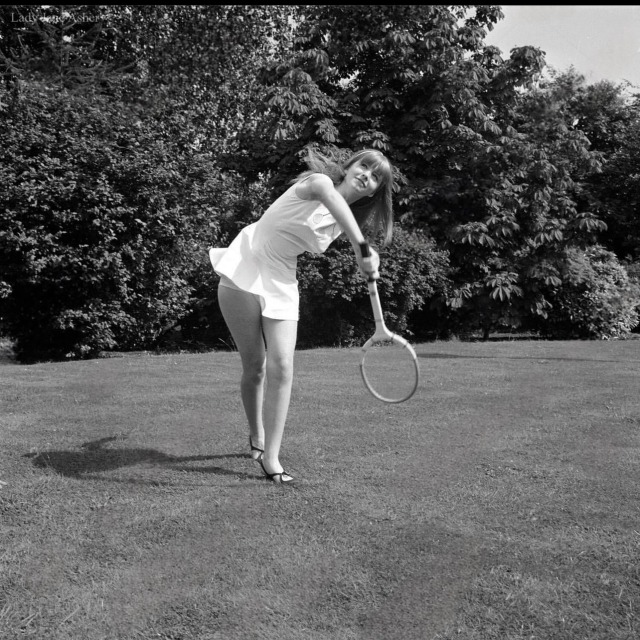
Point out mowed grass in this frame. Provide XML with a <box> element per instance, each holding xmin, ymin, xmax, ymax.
<box><xmin>1</xmin><ymin>340</ymin><xmax>639</xmax><ymax>640</ymax></box>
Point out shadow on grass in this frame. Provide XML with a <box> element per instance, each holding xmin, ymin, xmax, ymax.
<box><xmin>24</xmin><ymin>435</ymin><xmax>261</xmax><ymax>481</ymax></box>
<box><xmin>419</xmin><ymin>352</ymin><xmax>640</xmax><ymax>363</ymax></box>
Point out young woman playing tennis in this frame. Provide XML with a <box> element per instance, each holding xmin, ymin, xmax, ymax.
<box><xmin>209</xmin><ymin>148</ymin><xmax>395</xmax><ymax>484</ymax></box>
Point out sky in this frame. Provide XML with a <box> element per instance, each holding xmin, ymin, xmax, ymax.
<box><xmin>483</xmin><ymin>5</ymin><xmax>640</xmax><ymax>87</ymax></box>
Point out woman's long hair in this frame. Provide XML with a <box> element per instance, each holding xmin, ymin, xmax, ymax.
<box><xmin>295</xmin><ymin>147</ymin><xmax>395</xmax><ymax>245</ymax></box>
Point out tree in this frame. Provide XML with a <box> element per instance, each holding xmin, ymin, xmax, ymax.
<box><xmin>528</xmin><ymin>71</ymin><xmax>640</xmax><ymax>335</ymax></box>
<box><xmin>571</xmin><ymin>79</ymin><xmax>640</xmax><ymax>262</ymax></box>
<box><xmin>0</xmin><ymin>5</ymin><xmax>139</xmax><ymax>92</ymax></box>
<box><xmin>0</xmin><ymin>5</ymin><xmax>296</xmax><ymax>360</ymax></box>
<box><xmin>0</xmin><ymin>82</ymin><xmax>229</xmax><ymax>361</ymax></box>
<box><xmin>229</xmin><ymin>5</ymin><xmax>545</xmax><ymax>336</ymax></box>
<box><xmin>118</xmin><ymin>5</ymin><xmax>295</xmax><ymax>155</ymax></box>
<box><xmin>438</xmin><ymin>68</ymin><xmax>607</xmax><ymax>337</ymax></box>
<box><xmin>236</xmin><ymin>6</ymin><xmax>514</xmax><ymax>185</ymax></box>
<box><xmin>1</xmin><ymin>5</ymin><xmax>295</xmax><ymax>147</ymax></box>
<box><xmin>4</xmin><ymin>5</ymin><xmax>637</xmax><ymax>358</ymax></box>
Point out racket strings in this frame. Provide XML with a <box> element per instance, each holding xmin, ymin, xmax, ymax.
<box><xmin>361</xmin><ymin>338</ymin><xmax>419</xmax><ymax>403</ymax></box>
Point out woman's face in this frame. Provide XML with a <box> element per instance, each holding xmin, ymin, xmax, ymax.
<box><xmin>343</xmin><ymin>158</ymin><xmax>383</xmax><ymax>199</ymax></box>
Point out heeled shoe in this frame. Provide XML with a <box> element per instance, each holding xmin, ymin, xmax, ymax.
<box><xmin>249</xmin><ymin>436</ymin><xmax>264</xmax><ymax>460</ymax></box>
<box><xmin>258</xmin><ymin>455</ymin><xmax>294</xmax><ymax>484</ymax></box>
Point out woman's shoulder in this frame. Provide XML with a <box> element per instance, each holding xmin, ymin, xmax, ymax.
<box><xmin>294</xmin><ymin>173</ymin><xmax>335</xmax><ymax>201</ymax></box>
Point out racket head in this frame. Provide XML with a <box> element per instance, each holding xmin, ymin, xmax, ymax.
<box><xmin>359</xmin><ymin>334</ymin><xmax>419</xmax><ymax>403</ymax></box>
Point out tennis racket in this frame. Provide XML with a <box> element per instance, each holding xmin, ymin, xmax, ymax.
<box><xmin>359</xmin><ymin>243</ymin><xmax>420</xmax><ymax>403</ymax></box>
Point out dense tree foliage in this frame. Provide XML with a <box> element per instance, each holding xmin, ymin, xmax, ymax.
<box><xmin>1</xmin><ymin>5</ymin><xmax>638</xmax><ymax>361</ymax></box>
<box><xmin>239</xmin><ymin>5</ymin><xmax>638</xmax><ymax>339</ymax></box>
<box><xmin>0</xmin><ymin>5</ymin><xmax>291</xmax><ymax>359</ymax></box>
<box><xmin>0</xmin><ymin>83</ymin><xmax>228</xmax><ymax>360</ymax></box>
<box><xmin>569</xmin><ymin>77</ymin><xmax>640</xmax><ymax>263</ymax></box>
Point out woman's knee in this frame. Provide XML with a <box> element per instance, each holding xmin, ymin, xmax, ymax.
<box><xmin>266</xmin><ymin>355</ymin><xmax>294</xmax><ymax>386</ymax></box>
<box><xmin>241</xmin><ymin>355</ymin><xmax>266</xmax><ymax>385</ymax></box>
<box><xmin>257</xmin><ymin>317</ymin><xmax>297</xmax><ymax>387</ymax></box>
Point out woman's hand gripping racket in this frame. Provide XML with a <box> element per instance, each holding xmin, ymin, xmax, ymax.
<box><xmin>359</xmin><ymin>243</ymin><xmax>420</xmax><ymax>403</ymax></box>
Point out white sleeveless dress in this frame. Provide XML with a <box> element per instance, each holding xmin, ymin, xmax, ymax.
<box><xmin>209</xmin><ymin>180</ymin><xmax>343</xmax><ymax>320</ymax></box>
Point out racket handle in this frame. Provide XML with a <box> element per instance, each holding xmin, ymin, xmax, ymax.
<box><xmin>359</xmin><ymin>242</ymin><xmax>379</xmax><ymax>282</ymax></box>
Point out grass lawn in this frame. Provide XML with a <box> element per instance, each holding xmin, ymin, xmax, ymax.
<box><xmin>1</xmin><ymin>340</ymin><xmax>639</xmax><ymax>639</ymax></box>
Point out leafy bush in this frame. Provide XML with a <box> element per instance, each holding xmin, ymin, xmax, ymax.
<box><xmin>546</xmin><ymin>246</ymin><xmax>640</xmax><ymax>339</ymax></box>
<box><xmin>0</xmin><ymin>82</ymin><xmax>226</xmax><ymax>361</ymax></box>
<box><xmin>296</xmin><ymin>228</ymin><xmax>450</xmax><ymax>347</ymax></box>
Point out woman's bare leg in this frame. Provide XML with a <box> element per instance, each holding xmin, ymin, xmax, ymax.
<box><xmin>217</xmin><ymin>284</ymin><xmax>266</xmax><ymax>452</ymax></box>
<box><xmin>217</xmin><ymin>284</ymin><xmax>298</xmax><ymax>476</ymax></box>
<box><xmin>260</xmin><ymin>317</ymin><xmax>298</xmax><ymax>475</ymax></box>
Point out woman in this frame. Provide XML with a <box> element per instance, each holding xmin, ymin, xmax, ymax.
<box><xmin>209</xmin><ymin>148</ymin><xmax>395</xmax><ymax>483</ymax></box>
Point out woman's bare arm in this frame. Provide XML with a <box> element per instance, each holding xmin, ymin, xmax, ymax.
<box><xmin>296</xmin><ymin>174</ymin><xmax>379</xmax><ymax>275</ymax></box>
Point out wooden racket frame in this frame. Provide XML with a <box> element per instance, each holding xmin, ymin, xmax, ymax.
<box><xmin>359</xmin><ymin>243</ymin><xmax>420</xmax><ymax>403</ymax></box>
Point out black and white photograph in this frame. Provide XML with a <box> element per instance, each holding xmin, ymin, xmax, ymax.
<box><xmin>1</xmin><ymin>5</ymin><xmax>638</xmax><ymax>639</ymax></box>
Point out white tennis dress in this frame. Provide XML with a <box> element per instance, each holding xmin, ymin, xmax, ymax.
<box><xmin>209</xmin><ymin>179</ymin><xmax>343</xmax><ymax>320</ymax></box>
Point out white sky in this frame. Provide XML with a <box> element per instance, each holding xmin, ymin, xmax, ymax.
<box><xmin>484</xmin><ymin>5</ymin><xmax>640</xmax><ymax>86</ymax></box>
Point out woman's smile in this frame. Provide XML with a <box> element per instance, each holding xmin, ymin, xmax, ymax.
<box><xmin>341</xmin><ymin>161</ymin><xmax>380</xmax><ymax>200</ymax></box>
